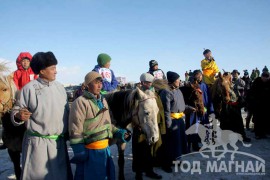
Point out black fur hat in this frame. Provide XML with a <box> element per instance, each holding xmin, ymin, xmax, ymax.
<box><xmin>167</xmin><ymin>71</ymin><xmax>180</xmax><ymax>83</ymax></box>
<box><xmin>30</xmin><ymin>52</ymin><xmax>58</xmax><ymax>74</ymax></box>
<box><xmin>193</xmin><ymin>69</ymin><xmax>202</xmax><ymax>76</ymax></box>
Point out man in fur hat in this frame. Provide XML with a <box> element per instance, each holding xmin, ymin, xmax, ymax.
<box><xmin>11</xmin><ymin>51</ymin><xmax>72</xmax><ymax>180</ymax></box>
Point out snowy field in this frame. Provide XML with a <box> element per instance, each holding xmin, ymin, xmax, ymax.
<box><xmin>1</xmin><ymin>112</ymin><xmax>269</xmax><ymax>180</ymax></box>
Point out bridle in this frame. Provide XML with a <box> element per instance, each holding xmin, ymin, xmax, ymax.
<box><xmin>131</xmin><ymin>96</ymin><xmax>156</xmax><ymax>127</ymax></box>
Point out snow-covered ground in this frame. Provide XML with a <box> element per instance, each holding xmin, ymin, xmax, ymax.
<box><xmin>1</xmin><ymin>112</ymin><xmax>269</xmax><ymax>180</ymax></box>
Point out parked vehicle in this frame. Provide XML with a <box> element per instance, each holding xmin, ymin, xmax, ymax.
<box><xmin>65</xmin><ymin>85</ymin><xmax>80</xmax><ymax>101</ymax></box>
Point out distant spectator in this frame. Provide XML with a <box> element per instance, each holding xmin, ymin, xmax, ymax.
<box><xmin>250</xmin><ymin>69</ymin><xmax>257</xmax><ymax>81</ymax></box>
<box><xmin>249</xmin><ymin>71</ymin><xmax>270</xmax><ymax>139</ymax></box>
<box><xmin>74</xmin><ymin>83</ymin><xmax>86</xmax><ymax>99</ymax></box>
<box><xmin>242</xmin><ymin>70</ymin><xmax>253</xmax><ymax>130</ymax></box>
<box><xmin>148</xmin><ymin>60</ymin><xmax>166</xmax><ymax>80</ymax></box>
<box><xmin>262</xmin><ymin>65</ymin><xmax>269</xmax><ymax>73</ymax></box>
<box><xmin>185</xmin><ymin>71</ymin><xmax>189</xmax><ymax>82</ymax></box>
<box><xmin>255</xmin><ymin>67</ymin><xmax>260</xmax><ymax>78</ymax></box>
<box><xmin>188</xmin><ymin>70</ymin><xmax>193</xmax><ymax>77</ymax></box>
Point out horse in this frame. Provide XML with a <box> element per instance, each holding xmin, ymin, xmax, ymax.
<box><xmin>211</xmin><ymin>72</ymin><xmax>232</xmax><ymax>118</ymax></box>
<box><xmin>181</xmin><ymin>82</ymin><xmax>205</xmax><ymax>117</ymax></box>
<box><xmin>0</xmin><ymin>62</ymin><xmax>25</xmax><ymax>179</ymax></box>
<box><xmin>185</xmin><ymin>120</ymin><xmax>251</xmax><ymax>161</ymax></box>
<box><xmin>105</xmin><ymin>87</ymin><xmax>159</xmax><ymax>180</ymax></box>
<box><xmin>180</xmin><ymin>82</ymin><xmax>206</xmax><ymax>152</ymax></box>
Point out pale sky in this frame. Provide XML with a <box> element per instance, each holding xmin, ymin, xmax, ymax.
<box><xmin>0</xmin><ymin>0</ymin><xmax>269</xmax><ymax>84</ymax></box>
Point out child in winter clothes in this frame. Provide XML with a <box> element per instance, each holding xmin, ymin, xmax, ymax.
<box><xmin>92</xmin><ymin>53</ymin><xmax>118</xmax><ymax>94</ymax></box>
<box><xmin>148</xmin><ymin>60</ymin><xmax>166</xmax><ymax>80</ymax></box>
<box><xmin>13</xmin><ymin>52</ymin><xmax>38</xmax><ymax>90</ymax></box>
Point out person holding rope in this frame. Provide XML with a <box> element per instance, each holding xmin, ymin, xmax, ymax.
<box><xmin>11</xmin><ymin>52</ymin><xmax>72</xmax><ymax>180</ymax></box>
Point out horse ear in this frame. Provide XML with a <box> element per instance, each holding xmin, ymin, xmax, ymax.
<box><xmin>9</xmin><ymin>71</ymin><xmax>14</xmax><ymax>79</ymax></box>
<box><xmin>136</xmin><ymin>87</ymin><xmax>146</xmax><ymax>100</ymax></box>
<box><xmin>218</xmin><ymin>72</ymin><xmax>222</xmax><ymax>79</ymax></box>
<box><xmin>7</xmin><ymin>74</ymin><xmax>13</xmax><ymax>82</ymax></box>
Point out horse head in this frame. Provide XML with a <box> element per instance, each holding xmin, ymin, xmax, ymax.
<box><xmin>190</xmin><ymin>83</ymin><xmax>205</xmax><ymax>117</ymax></box>
<box><xmin>135</xmin><ymin>87</ymin><xmax>159</xmax><ymax>145</ymax></box>
<box><xmin>0</xmin><ymin>63</ymin><xmax>17</xmax><ymax>115</ymax></box>
<box><xmin>211</xmin><ymin>72</ymin><xmax>232</xmax><ymax>110</ymax></box>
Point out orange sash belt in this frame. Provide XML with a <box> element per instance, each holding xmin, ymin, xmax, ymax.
<box><xmin>171</xmin><ymin>112</ymin><xmax>185</xmax><ymax>119</ymax></box>
<box><xmin>203</xmin><ymin>69</ymin><xmax>214</xmax><ymax>76</ymax></box>
<box><xmin>85</xmin><ymin>139</ymin><xmax>109</xmax><ymax>150</ymax></box>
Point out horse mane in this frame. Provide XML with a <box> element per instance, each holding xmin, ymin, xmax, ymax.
<box><xmin>152</xmin><ymin>79</ymin><xmax>169</xmax><ymax>91</ymax></box>
<box><xmin>0</xmin><ymin>62</ymin><xmax>10</xmax><ymax>72</ymax></box>
<box><xmin>104</xmin><ymin>89</ymin><xmax>139</xmax><ymax>128</ymax></box>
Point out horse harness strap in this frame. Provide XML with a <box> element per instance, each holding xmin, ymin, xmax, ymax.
<box><xmin>131</xmin><ymin>96</ymin><xmax>156</xmax><ymax>127</ymax></box>
<box><xmin>226</xmin><ymin>101</ymin><xmax>239</xmax><ymax>106</ymax></box>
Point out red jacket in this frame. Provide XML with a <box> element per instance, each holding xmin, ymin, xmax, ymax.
<box><xmin>13</xmin><ymin>52</ymin><xmax>38</xmax><ymax>90</ymax></box>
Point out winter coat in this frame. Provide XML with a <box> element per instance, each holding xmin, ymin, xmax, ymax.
<box><xmin>93</xmin><ymin>65</ymin><xmax>118</xmax><ymax>92</ymax></box>
<box><xmin>69</xmin><ymin>91</ymin><xmax>119</xmax><ymax>145</ymax></box>
<box><xmin>148</xmin><ymin>69</ymin><xmax>166</xmax><ymax>80</ymax></box>
<box><xmin>13</xmin><ymin>52</ymin><xmax>38</xmax><ymax>90</ymax></box>
<box><xmin>201</xmin><ymin>58</ymin><xmax>219</xmax><ymax>85</ymax></box>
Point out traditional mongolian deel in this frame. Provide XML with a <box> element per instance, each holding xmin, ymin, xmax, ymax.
<box><xmin>201</xmin><ymin>58</ymin><xmax>219</xmax><ymax>85</ymax></box>
<box><xmin>11</xmin><ymin>78</ymin><xmax>72</xmax><ymax>180</ymax></box>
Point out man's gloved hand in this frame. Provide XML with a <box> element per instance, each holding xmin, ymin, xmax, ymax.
<box><xmin>114</xmin><ymin>129</ymin><xmax>131</xmax><ymax>143</ymax></box>
<box><xmin>166</xmin><ymin>119</ymin><xmax>172</xmax><ymax>129</ymax></box>
<box><xmin>70</xmin><ymin>143</ymin><xmax>88</xmax><ymax>164</ymax></box>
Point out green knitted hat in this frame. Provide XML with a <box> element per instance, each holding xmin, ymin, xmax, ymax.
<box><xmin>97</xmin><ymin>53</ymin><xmax>111</xmax><ymax>66</ymax></box>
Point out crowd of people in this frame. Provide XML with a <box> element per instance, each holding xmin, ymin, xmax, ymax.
<box><xmin>0</xmin><ymin>49</ymin><xmax>269</xmax><ymax>180</ymax></box>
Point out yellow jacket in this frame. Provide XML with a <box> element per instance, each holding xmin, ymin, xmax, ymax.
<box><xmin>201</xmin><ymin>59</ymin><xmax>219</xmax><ymax>85</ymax></box>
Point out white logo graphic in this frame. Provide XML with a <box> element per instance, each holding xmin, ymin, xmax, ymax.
<box><xmin>172</xmin><ymin>119</ymin><xmax>265</xmax><ymax>176</ymax></box>
<box><xmin>185</xmin><ymin>119</ymin><xmax>251</xmax><ymax>161</ymax></box>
